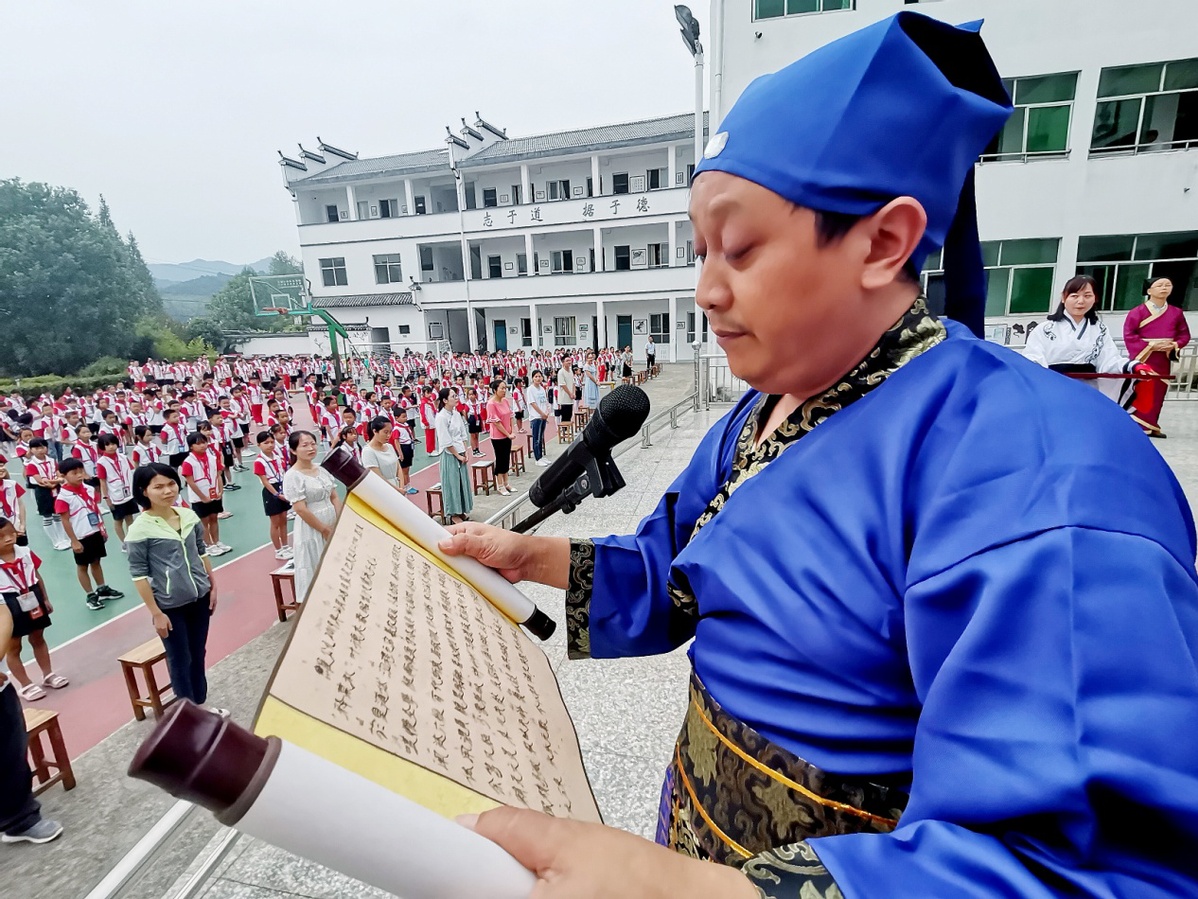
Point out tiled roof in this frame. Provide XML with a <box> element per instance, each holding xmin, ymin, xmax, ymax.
<box><xmin>459</xmin><ymin>112</ymin><xmax>708</xmax><ymax>168</ymax></box>
<box><xmin>291</xmin><ymin>112</ymin><xmax>708</xmax><ymax>184</ymax></box>
<box><xmin>293</xmin><ymin>149</ymin><xmax>449</xmax><ymax>185</ymax></box>
<box><xmin>312</xmin><ymin>292</ymin><xmax>415</xmax><ymax>308</ymax></box>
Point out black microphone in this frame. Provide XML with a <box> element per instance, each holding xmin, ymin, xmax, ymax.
<box><xmin>528</xmin><ymin>385</ymin><xmax>650</xmax><ymax>509</ymax></box>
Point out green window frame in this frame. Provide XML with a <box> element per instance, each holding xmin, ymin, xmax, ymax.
<box><xmin>983</xmin><ymin>73</ymin><xmax>1077</xmax><ymax>160</ymax></box>
<box><xmin>1076</xmin><ymin>231</ymin><xmax>1198</xmax><ymax>311</ymax></box>
<box><xmin>754</xmin><ymin>0</ymin><xmax>853</xmax><ymax>20</ymax></box>
<box><xmin>921</xmin><ymin>239</ymin><xmax>1059</xmax><ymax>316</ymax></box>
<box><xmin>1092</xmin><ymin>58</ymin><xmax>1198</xmax><ymax>154</ymax></box>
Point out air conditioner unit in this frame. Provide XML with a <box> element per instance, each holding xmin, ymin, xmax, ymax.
<box><xmin>574</xmin><ymin>256</ymin><xmax>588</xmax><ymax>273</ymax></box>
<box><xmin>338</xmin><ymin>211</ymin><xmax>349</xmax><ymax>220</ymax></box>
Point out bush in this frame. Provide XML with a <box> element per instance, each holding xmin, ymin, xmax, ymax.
<box><xmin>77</xmin><ymin>356</ymin><xmax>130</xmax><ymax>378</ymax></box>
<box><xmin>0</xmin><ymin>374</ymin><xmax>129</xmax><ymax>401</ymax></box>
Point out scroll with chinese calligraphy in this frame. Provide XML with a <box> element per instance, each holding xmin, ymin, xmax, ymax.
<box><xmin>255</xmin><ymin>494</ymin><xmax>601</xmax><ymax>823</ymax></box>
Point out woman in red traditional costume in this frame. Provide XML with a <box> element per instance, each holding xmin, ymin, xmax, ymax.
<box><xmin>1123</xmin><ymin>277</ymin><xmax>1190</xmax><ymax>438</ymax></box>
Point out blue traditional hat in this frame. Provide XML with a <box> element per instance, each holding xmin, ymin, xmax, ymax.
<box><xmin>694</xmin><ymin>11</ymin><xmax>1012</xmax><ymax>336</ymax></box>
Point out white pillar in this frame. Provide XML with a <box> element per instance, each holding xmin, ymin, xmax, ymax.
<box><xmin>670</xmin><ymin>295</ymin><xmax>680</xmax><ymax>363</ymax></box>
<box><xmin>667</xmin><ymin>145</ymin><xmax>677</xmax><ymax>190</ymax></box>
<box><xmin>529</xmin><ymin>301</ymin><xmax>538</xmax><ymax>349</ymax></box>
<box><xmin>404</xmin><ymin>179</ymin><xmax>416</xmax><ymax>216</ymax></box>
<box><xmin>345</xmin><ymin>185</ymin><xmax>357</xmax><ymax>220</ymax></box>
<box><xmin>525</xmin><ymin>232</ymin><xmax>535</xmax><ymax>276</ymax></box>
<box><xmin>596</xmin><ymin>300</ymin><xmax>606</xmax><ymax>350</ymax></box>
<box><xmin>593</xmin><ymin>227</ymin><xmax>603</xmax><ymax>272</ymax></box>
<box><xmin>668</xmin><ymin>220</ymin><xmax>678</xmax><ymax>267</ymax></box>
<box><xmin>520</xmin><ymin>164</ymin><xmax>531</xmax><ymax>207</ymax></box>
<box><xmin>591</xmin><ymin>154</ymin><xmax>602</xmax><ymax>196</ymax></box>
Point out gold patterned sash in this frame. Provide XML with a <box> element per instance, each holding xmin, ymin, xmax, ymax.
<box><xmin>659</xmin><ymin>673</ymin><xmax>909</xmax><ymax>867</ymax></box>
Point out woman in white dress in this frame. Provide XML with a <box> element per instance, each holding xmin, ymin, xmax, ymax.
<box><xmin>1023</xmin><ymin>275</ymin><xmax>1152</xmax><ymax>403</ymax></box>
<box><xmin>281</xmin><ymin>430</ymin><xmax>341</xmax><ymax>602</ymax></box>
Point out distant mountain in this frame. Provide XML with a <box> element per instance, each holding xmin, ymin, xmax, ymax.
<box><xmin>149</xmin><ymin>256</ymin><xmax>275</xmax><ymax>285</ymax></box>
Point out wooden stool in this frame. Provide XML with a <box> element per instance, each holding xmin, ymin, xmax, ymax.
<box><xmin>510</xmin><ymin>445</ymin><xmax>526</xmax><ymax>476</ymax></box>
<box><xmin>557</xmin><ymin>421</ymin><xmax>575</xmax><ymax>444</ymax></box>
<box><xmin>117</xmin><ymin>638</ymin><xmax>175</xmax><ymax>721</ymax></box>
<box><xmin>525</xmin><ymin>432</ymin><xmax>534</xmax><ymax>454</ymax></box>
<box><xmin>270</xmin><ymin>565</ymin><xmax>298</xmax><ymax>622</ymax></box>
<box><xmin>426</xmin><ymin>482</ymin><xmax>445</xmax><ymax>523</ymax></box>
<box><xmin>574</xmin><ymin>408</ymin><xmax>591</xmax><ymax>428</ymax></box>
<box><xmin>24</xmin><ymin>709</ymin><xmax>75</xmax><ymax>795</ymax></box>
<box><xmin>471</xmin><ymin>461</ymin><xmax>495</xmax><ymax>496</ymax></box>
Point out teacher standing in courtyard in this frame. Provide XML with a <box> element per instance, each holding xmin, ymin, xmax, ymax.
<box><xmin>442</xmin><ymin>13</ymin><xmax>1198</xmax><ymax>898</ymax></box>
<box><xmin>1124</xmin><ymin>275</ymin><xmax>1191</xmax><ymax>438</ymax></box>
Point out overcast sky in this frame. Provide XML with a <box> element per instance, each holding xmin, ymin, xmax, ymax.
<box><xmin>1</xmin><ymin>1</ymin><xmax>704</xmax><ymax>269</ymax></box>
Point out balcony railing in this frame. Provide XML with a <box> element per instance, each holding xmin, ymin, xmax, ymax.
<box><xmin>415</xmin><ymin>264</ymin><xmax>698</xmax><ymax>304</ymax></box>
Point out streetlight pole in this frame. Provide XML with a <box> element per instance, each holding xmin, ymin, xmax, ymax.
<box><xmin>676</xmin><ymin>5</ymin><xmax>707</xmax><ymax>361</ymax></box>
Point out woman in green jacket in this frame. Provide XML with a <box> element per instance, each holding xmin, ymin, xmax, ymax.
<box><xmin>126</xmin><ymin>463</ymin><xmax>226</xmax><ymax>717</ymax></box>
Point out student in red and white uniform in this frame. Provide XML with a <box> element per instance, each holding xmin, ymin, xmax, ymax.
<box><xmin>160</xmin><ymin>409</ymin><xmax>189</xmax><ymax>468</ymax></box>
<box><xmin>70</xmin><ymin>424</ymin><xmax>101</xmax><ymax>490</ymax></box>
<box><xmin>252</xmin><ymin>430</ymin><xmax>292</xmax><ymax>560</ymax></box>
<box><xmin>419</xmin><ymin>387</ymin><xmax>438</xmax><ymax>455</ymax></box>
<box><xmin>0</xmin><ymin>516</ymin><xmax>68</xmax><ymax>701</ymax></box>
<box><xmin>130</xmin><ymin>426</ymin><xmax>164</xmax><ymax>468</ymax></box>
<box><xmin>179</xmin><ymin>433</ymin><xmax>229</xmax><ymax>556</ymax></box>
<box><xmin>56</xmin><ymin>457</ymin><xmax>122</xmax><ymax>611</ymax></box>
<box><xmin>206</xmin><ymin>409</ymin><xmax>241</xmax><ymax>500</ymax></box>
<box><xmin>247</xmin><ymin>376</ymin><xmax>265</xmax><ymax>424</ymax></box>
<box><xmin>0</xmin><ymin>456</ymin><xmax>28</xmax><ymax>546</ymax></box>
<box><xmin>97</xmin><ymin>410</ymin><xmax>125</xmax><ymax>447</ymax></box>
<box><xmin>389</xmin><ymin>410</ymin><xmax>418</xmax><ymax>494</ymax></box>
<box><xmin>228</xmin><ymin>386</ymin><xmax>253</xmax><ymax>464</ymax></box>
<box><xmin>96</xmin><ymin>433</ymin><xmax>138</xmax><ymax>549</ymax></box>
<box><xmin>24</xmin><ymin>439</ymin><xmax>68</xmax><ymax>550</ymax></box>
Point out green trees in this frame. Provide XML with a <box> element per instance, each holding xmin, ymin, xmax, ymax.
<box><xmin>185</xmin><ymin>251</ymin><xmax>306</xmax><ymax>349</ymax></box>
<box><xmin>0</xmin><ymin>179</ymin><xmax>166</xmax><ymax>376</ymax></box>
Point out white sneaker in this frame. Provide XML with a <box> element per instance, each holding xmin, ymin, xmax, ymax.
<box><xmin>279</xmin><ymin>546</ymin><xmax>293</xmax><ymax>558</ymax></box>
<box><xmin>275</xmin><ymin>548</ymin><xmax>289</xmax><ymax>560</ymax></box>
<box><xmin>535</xmin><ymin>459</ymin><xmax>550</xmax><ymax>467</ymax></box>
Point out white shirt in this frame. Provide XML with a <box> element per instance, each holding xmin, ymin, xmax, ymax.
<box><xmin>97</xmin><ymin>452</ymin><xmax>135</xmax><ymax>505</ymax></box>
<box><xmin>434</xmin><ymin>408</ymin><xmax>468</xmax><ymax>454</ymax></box>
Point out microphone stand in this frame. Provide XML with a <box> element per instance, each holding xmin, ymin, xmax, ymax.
<box><xmin>510</xmin><ymin>449</ymin><xmax>626</xmax><ymax>535</ymax></box>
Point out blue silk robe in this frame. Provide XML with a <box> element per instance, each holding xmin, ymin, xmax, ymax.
<box><xmin>585</xmin><ymin>323</ymin><xmax>1198</xmax><ymax>897</ymax></box>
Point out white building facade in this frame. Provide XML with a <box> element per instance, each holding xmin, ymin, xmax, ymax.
<box><xmin>279</xmin><ymin>114</ymin><xmax>709</xmax><ymax>362</ymax></box>
<box><xmin>712</xmin><ymin>0</ymin><xmax>1198</xmax><ymax>341</ymax></box>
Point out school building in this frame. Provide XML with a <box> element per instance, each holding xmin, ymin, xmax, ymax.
<box><xmin>276</xmin><ymin>112</ymin><xmax>709</xmax><ymax>361</ymax></box>
<box><xmin>718</xmin><ymin>0</ymin><xmax>1198</xmax><ymax>342</ymax></box>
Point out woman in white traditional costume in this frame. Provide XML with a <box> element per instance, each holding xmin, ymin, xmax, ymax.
<box><xmin>1023</xmin><ymin>275</ymin><xmax>1153</xmax><ymax>402</ymax></box>
<box><xmin>281</xmin><ymin>430</ymin><xmax>341</xmax><ymax>601</ymax></box>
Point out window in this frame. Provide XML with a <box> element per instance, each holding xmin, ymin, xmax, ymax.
<box><xmin>983</xmin><ymin>73</ymin><xmax>1078</xmax><ymax>160</ymax></box>
<box><xmin>614</xmin><ymin>245</ymin><xmax>631</xmax><ymax>271</ymax></box>
<box><xmin>647</xmin><ymin>243</ymin><xmax>669</xmax><ymax>268</ymax></box>
<box><xmin>414</xmin><ymin>196</ymin><xmax>427</xmax><ymax>215</ymax></box>
<box><xmin>357</xmin><ymin>200</ymin><xmax>369</xmax><ymax>219</ymax></box>
<box><xmin>319</xmin><ymin>257</ymin><xmax>348</xmax><ymax>287</ymax></box>
<box><xmin>325</xmin><ymin>204</ymin><xmax>339</xmax><ymax>223</ymax></box>
<box><xmin>650</xmin><ymin>313</ymin><xmax>670</xmax><ymax>344</ymax></box>
<box><xmin>488</xmin><ymin>255</ymin><xmax>502</xmax><ymax>279</ymax></box>
<box><xmin>586</xmin><ymin>177</ymin><xmax>594</xmax><ymax>197</ymax></box>
<box><xmin>686</xmin><ymin>311</ymin><xmax>709</xmax><ymax>343</ymax></box>
<box><xmin>517</xmin><ymin>253</ymin><xmax>528</xmax><ymax>276</ymax></box>
<box><xmin>373</xmin><ymin>253</ymin><xmax>403</xmax><ymax>285</ymax></box>
<box><xmin>686</xmin><ymin>239</ymin><xmax>696</xmax><ymax>264</ymax></box>
<box><xmin>547</xmin><ymin>180</ymin><xmax>570</xmax><ymax>201</ymax></box>
<box><xmin>1092</xmin><ymin>58</ymin><xmax>1198</xmax><ymax>154</ymax></box>
<box><xmin>550</xmin><ymin>249</ymin><xmax>574</xmax><ymax>273</ymax></box>
<box><xmin>647</xmin><ymin>167</ymin><xmax>668</xmax><ymax>190</ymax></box>
<box><xmin>397</xmin><ymin>324</ymin><xmax>411</xmax><ymax>336</ymax></box>
<box><xmin>379</xmin><ymin>198</ymin><xmax>399</xmax><ymax>218</ymax></box>
<box><xmin>520</xmin><ymin>318</ymin><xmax>533</xmax><ymax>347</ymax></box>
<box><xmin>511</xmin><ymin>184</ymin><xmax>522</xmax><ymax>205</ymax></box>
<box><xmin>612</xmin><ymin>172</ymin><xmax>630</xmax><ymax>195</ymax></box>
<box><xmin>554</xmin><ymin>316</ymin><xmax>576</xmax><ymax>347</ymax></box>
<box><xmin>483</xmin><ymin>188</ymin><xmax>498</xmax><ymax>208</ymax></box>
<box><xmin>419</xmin><ymin>246</ymin><xmax>434</xmax><ymax>273</ymax></box>
<box><xmin>1077</xmin><ymin>231</ymin><xmax>1198</xmax><ymax>310</ymax></box>
<box><xmin>754</xmin><ymin>0</ymin><xmax>853</xmax><ymax>19</ymax></box>
<box><xmin>921</xmin><ymin>239</ymin><xmax>1059</xmax><ymax>315</ymax></box>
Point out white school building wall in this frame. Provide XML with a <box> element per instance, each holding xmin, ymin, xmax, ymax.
<box><xmin>713</xmin><ymin>0</ymin><xmax>1198</xmax><ymax>343</ymax></box>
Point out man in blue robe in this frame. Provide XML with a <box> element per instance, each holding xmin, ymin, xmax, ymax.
<box><xmin>443</xmin><ymin>11</ymin><xmax>1198</xmax><ymax>897</ymax></box>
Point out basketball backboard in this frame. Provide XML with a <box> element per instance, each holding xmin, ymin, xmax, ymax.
<box><xmin>250</xmin><ymin>274</ymin><xmax>309</xmax><ymax>316</ymax></box>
